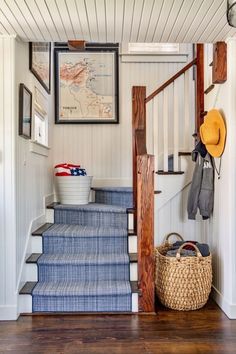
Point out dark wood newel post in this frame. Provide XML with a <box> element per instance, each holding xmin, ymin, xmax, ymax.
<box><xmin>196</xmin><ymin>43</ymin><xmax>204</xmax><ymax>135</ymax></box>
<box><xmin>132</xmin><ymin>85</ymin><xmax>155</xmax><ymax>312</ymax></box>
<box><xmin>137</xmin><ymin>154</ymin><xmax>155</xmax><ymax>312</ymax></box>
<box><xmin>132</xmin><ymin>86</ymin><xmax>146</xmax><ymax>232</ymax></box>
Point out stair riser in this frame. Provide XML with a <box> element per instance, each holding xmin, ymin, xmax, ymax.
<box><xmin>19</xmin><ymin>292</ymin><xmax>138</xmax><ymax>313</ymax></box>
<box><xmin>46</xmin><ymin>209</ymin><xmax>134</xmax><ymax>231</ymax></box>
<box><xmin>54</xmin><ymin>210</ymin><xmax>128</xmax><ymax>229</ymax></box>
<box><xmin>43</xmin><ymin>236</ymin><xmax>128</xmax><ymax>254</ymax></box>
<box><xmin>95</xmin><ymin>191</ymin><xmax>133</xmax><ymax>208</ymax></box>
<box><xmin>25</xmin><ymin>264</ymin><xmax>38</xmax><ymax>281</ymax></box>
<box><xmin>26</xmin><ymin>262</ymin><xmax>138</xmax><ymax>282</ymax></box>
<box><xmin>32</xmin><ymin>294</ymin><xmax>132</xmax><ymax>312</ymax></box>
<box><xmin>38</xmin><ymin>264</ymin><xmax>130</xmax><ymax>282</ymax></box>
<box><xmin>31</xmin><ymin>234</ymin><xmax>137</xmax><ymax>254</ymax></box>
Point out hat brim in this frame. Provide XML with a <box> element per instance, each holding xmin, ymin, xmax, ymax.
<box><xmin>200</xmin><ymin>109</ymin><xmax>226</xmax><ymax>158</ymax></box>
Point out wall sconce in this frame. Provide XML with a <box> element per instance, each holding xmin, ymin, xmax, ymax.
<box><xmin>227</xmin><ymin>0</ymin><xmax>236</xmax><ymax>27</ymax></box>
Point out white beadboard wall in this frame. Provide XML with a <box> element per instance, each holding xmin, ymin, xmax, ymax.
<box><xmin>155</xmin><ymin>184</ymin><xmax>209</xmax><ymax>246</ymax></box>
<box><xmin>53</xmin><ymin>44</ymin><xmax>194</xmax><ymax>183</ymax></box>
<box><xmin>203</xmin><ymin>39</ymin><xmax>236</xmax><ymax>319</ymax></box>
<box><xmin>15</xmin><ymin>38</ymin><xmax>54</xmax><ymax>290</ymax></box>
<box><xmin>0</xmin><ymin>36</ymin><xmax>17</xmax><ymax>319</ymax></box>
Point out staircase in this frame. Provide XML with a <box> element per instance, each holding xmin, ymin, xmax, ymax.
<box><xmin>19</xmin><ymin>44</ymin><xmax>205</xmax><ymax>314</ymax></box>
<box><xmin>19</xmin><ymin>188</ymin><xmax>139</xmax><ymax>313</ymax></box>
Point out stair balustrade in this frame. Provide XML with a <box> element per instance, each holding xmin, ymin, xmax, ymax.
<box><xmin>132</xmin><ymin>44</ymin><xmax>204</xmax><ymax>312</ymax></box>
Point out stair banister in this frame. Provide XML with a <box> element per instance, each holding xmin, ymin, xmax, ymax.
<box><xmin>132</xmin><ymin>44</ymin><xmax>204</xmax><ymax>313</ymax></box>
<box><xmin>145</xmin><ymin>58</ymin><xmax>197</xmax><ymax>103</ymax></box>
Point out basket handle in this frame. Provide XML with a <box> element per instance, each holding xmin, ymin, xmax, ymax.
<box><xmin>164</xmin><ymin>232</ymin><xmax>184</xmax><ymax>244</ymax></box>
<box><xmin>176</xmin><ymin>242</ymin><xmax>202</xmax><ymax>260</ymax></box>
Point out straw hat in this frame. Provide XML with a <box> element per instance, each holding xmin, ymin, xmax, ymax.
<box><xmin>200</xmin><ymin>109</ymin><xmax>226</xmax><ymax>157</ymax></box>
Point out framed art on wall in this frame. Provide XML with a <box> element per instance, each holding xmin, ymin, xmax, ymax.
<box><xmin>19</xmin><ymin>83</ymin><xmax>32</xmax><ymax>139</ymax></box>
<box><xmin>29</xmin><ymin>42</ymin><xmax>51</xmax><ymax>94</ymax></box>
<box><xmin>54</xmin><ymin>46</ymin><xmax>119</xmax><ymax>124</ymax></box>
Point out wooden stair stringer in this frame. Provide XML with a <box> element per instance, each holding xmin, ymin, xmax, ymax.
<box><xmin>155</xmin><ymin>155</ymin><xmax>194</xmax><ymax>210</ymax></box>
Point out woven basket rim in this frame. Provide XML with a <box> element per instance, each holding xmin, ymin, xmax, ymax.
<box><xmin>155</xmin><ymin>245</ymin><xmax>212</xmax><ymax>261</ymax></box>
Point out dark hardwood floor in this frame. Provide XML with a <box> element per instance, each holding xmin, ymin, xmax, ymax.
<box><xmin>0</xmin><ymin>300</ymin><xmax>235</xmax><ymax>354</ymax></box>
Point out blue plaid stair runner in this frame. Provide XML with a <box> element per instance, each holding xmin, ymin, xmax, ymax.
<box><xmin>32</xmin><ymin>193</ymin><xmax>133</xmax><ymax>312</ymax></box>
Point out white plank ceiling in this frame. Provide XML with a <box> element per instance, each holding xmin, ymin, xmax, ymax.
<box><xmin>0</xmin><ymin>0</ymin><xmax>235</xmax><ymax>43</ymax></box>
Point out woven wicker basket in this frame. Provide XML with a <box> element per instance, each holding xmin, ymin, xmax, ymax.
<box><xmin>155</xmin><ymin>233</ymin><xmax>212</xmax><ymax>311</ymax></box>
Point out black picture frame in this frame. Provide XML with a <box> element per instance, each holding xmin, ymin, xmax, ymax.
<box><xmin>54</xmin><ymin>44</ymin><xmax>119</xmax><ymax>124</ymax></box>
<box><xmin>29</xmin><ymin>42</ymin><xmax>51</xmax><ymax>94</ymax></box>
<box><xmin>19</xmin><ymin>83</ymin><xmax>32</xmax><ymax>139</ymax></box>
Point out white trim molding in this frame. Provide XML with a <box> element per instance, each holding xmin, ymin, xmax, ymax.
<box><xmin>211</xmin><ymin>286</ymin><xmax>236</xmax><ymax>319</ymax></box>
<box><xmin>0</xmin><ymin>36</ymin><xmax>17</xmax><ymax>321</ymax></box>
<box><xmin>0</xmin><ymin>306</ymin><xmax>18</xmax><ymax>321</ymax></box>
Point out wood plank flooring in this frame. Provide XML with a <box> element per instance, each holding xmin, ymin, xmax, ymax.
<box><xmin>0</xmin><ymin>300</ymin><xmax>235</xmax><ymax>354</ymax></box>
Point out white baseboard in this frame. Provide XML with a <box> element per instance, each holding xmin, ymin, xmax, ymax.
<box><xmin>18</xmin><ymin>295</ymin><xmax>32</xmax><ymax>314</ymax></box>
<box><xmin>16</xmin><ymin>193</ymin><xmax>54</xmax><ymax>316</ymax></box>
<box><xmin>16</xmin><ymin>214</ymin><xmax>45</xmax><ymax>293</ymax></box>
<box><xmin>211</xmin><ymin>286</ymin><xmax>236</xmax><ymax>319</ymax></box>
<box><xmin>0</xmin><ymin>305</ymin><xmax>18</xmax><ymax>320</ymax></box>
<box><xmin>132</xmin><ymin>293</ymin><xmax>138</xmax><ymax>312</ymax></box>
<box><xmin>45</xmin><ymin>193</ymin><xmax>54</xmax><ymax>206</ymax></box>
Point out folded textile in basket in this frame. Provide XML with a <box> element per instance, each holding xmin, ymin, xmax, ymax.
<box><xmin>54</xmin><ymin>163</ymin><xmax>87</xmax><ymax>176</ymax></box>
<box><xmin>166</xmin><ymin>249</ymin><xmax>197</xmax><ymax>257</ymax></box>
<box><xmin>170</xmin><ymin>241</ymin><xmax>210</xmax><ymax>257</ymax></box>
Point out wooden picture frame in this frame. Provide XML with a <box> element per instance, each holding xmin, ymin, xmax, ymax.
<box><xmin>54</xmin><ymin>46</ymin><xmax>119</xmax><ymax>124</ymax></box>
<box><xmin>29</xmin><ymin>42</ymin><xmax>51</xmax><ymax>94</ymax></box>
<box><xmin>19</xmin><ymin>83</ymin><xmax>32</xmax><ymax>139</ymax></box>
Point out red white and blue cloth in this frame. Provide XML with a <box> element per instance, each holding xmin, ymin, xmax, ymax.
<box><xmin>55</xmin><ymin>163</ymin><xmax>87</xmax><ymax>176</ymax></box>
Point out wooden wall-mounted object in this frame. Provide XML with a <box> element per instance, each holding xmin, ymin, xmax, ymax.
<box><xmin>212</xmin><ymin>42</ymin><xmax>227</xmax><ymax>84</ymax></box>
<box><xmin>68</xmin><ymin>40</ymin><xmax>86</xmax><ymax>51</ymax></box>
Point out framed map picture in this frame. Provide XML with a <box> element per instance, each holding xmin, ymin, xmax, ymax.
<box><xmin>54</xmin><ymin>47</ymin><xmax>119</xmax><ymax>124</ymax></box>
<box><xmin>30</xmin><ymin>42</ymin><xmax>51</xmax><ymax>94</ymax></box>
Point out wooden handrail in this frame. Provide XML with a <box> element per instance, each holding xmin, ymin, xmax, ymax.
<box><xmin>195</xmin><ymin>44</ymin><xmax>204</xmax><ymax>135</ymax></box>
<box><xmin>145</xmin><ymin>58</ymin><xmax>197</xmax><ymax>104</ymax></box>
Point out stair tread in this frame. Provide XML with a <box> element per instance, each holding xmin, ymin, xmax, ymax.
<box><xmin>53</xmin><ymin>202</ymin><xmax>128</xmax><ymax>213</ymax></box>
<box><xmin>33</xmin><ymin>280</ymin><xmax>132</xmax><ymax>296</ymax></box>
<box><xmin>26</xmin><ymin>253</ymin><xmax>41</xmax><ymax>263</ymax></box>
<box><xmin>32</xmin><ymin>223</ymin><xmax>54</xmax><ymax>236</ymax></box>
<box><xmin>129</xmin><ymin>253</ymin><xmax>138</xmax><ymax>262</ymax></box>
<box><xmin>20</xmin><ymin>281</ymin><xmax>139</xmax><ymax>295</ymax></box>
<box><xmin>28</xmin><ymin>253</ymin><xmax>131</xmax><ymax>265</ymax></box>
<box><xmin>156</xmin><ymin>170</ymin><xmax>185</xmax><ymax>175</ymax></box>
<box><xmin>41</xmin><ymin>223</ymin><xmax>128</xmax><ymax>238</ymax></box>
<box><xmin>19</xmin><ymin>281</ymin><xmax>37</xmax><ymax>294</ymax></box>
<box><xmin>154</xmin><ymin>190</ymin><xmax>162</xmax><ymax>194</ymax></box>
<box><xmin>92</xmin><ymin>187</ymin><xmax>132</xmax><ymax>193</ymax></box>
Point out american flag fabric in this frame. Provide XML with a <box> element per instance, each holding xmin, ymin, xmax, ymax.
<box><xmin>54</xmin><ymin>163</ymin><xmax>87</xmax><ymax>176</ymax></box>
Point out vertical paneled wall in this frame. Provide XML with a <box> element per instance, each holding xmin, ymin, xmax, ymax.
<box><xmin>155</xmin><ymin>184</ymin><xmax>209</xmax><ymax>246</ymax></box>
<box><xmin>53</xmin><ymin>44</ymin><xmax>194</xmax><ymax>185</ymax></box>
<box><xmin>15</xmin><ymin>39</ymin><xmax>54</xmax><ymax>287</ymax></box>
<box><xmin>203</xmin><ymin>40</ymin><xmax>236</xmax><ymax>318</ymax></box>
<box><xmin>0</xmin><ymin>36</ymin><xmax>17</xmax><ymax>319</ymax></box>
<box><xmin>0</xmin><ymin>36</ymin><xmax>54</xmax><ymax>320</ymax></box>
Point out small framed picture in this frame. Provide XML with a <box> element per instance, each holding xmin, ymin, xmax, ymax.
<box><xmin>29</xmin><ymin>42</ymin><xmax>51</xmax><ymax>94</ymax></box>
<box><xmin>19</xmin><ymin>83</ymin><xmax>32</xmax><ymax>139</ymax></box>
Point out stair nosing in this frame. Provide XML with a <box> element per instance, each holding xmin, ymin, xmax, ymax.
<box><xmin>32</xmin><ymin>223</ymin><xmax>54</xmax><ymax>236</ymax></box>
<box><xmin>19</xmin><ymin>281</ymin><xmax>37</xmax><ymax>295</ymax></box>
<box><xmin>92</xmin><ymin>187</ymin><xmax>132</xmax><ymax>193</ymax></box>
<box><xmin>156</xmin><ymin>170</ymin><xmax>184</xmax><ymax>175</ymax></box>
<box><xmin>26</xmin><ymin>252</ymin><xmax>137</xmax><ymax>264</ymax></box>
<box><xmin>26</xmin><ymin>253</ymin><xmax>42</xmax><ymax>263</ymax></box>
<box><xmin>47</xmin><ymin>202</ymin><xmax>130</xmax><ymax>213</ymax></box>
<box><xmin>19</xmin><ymin>280</ymin><xmax>139</xmax><ymax>295</ymax></box>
